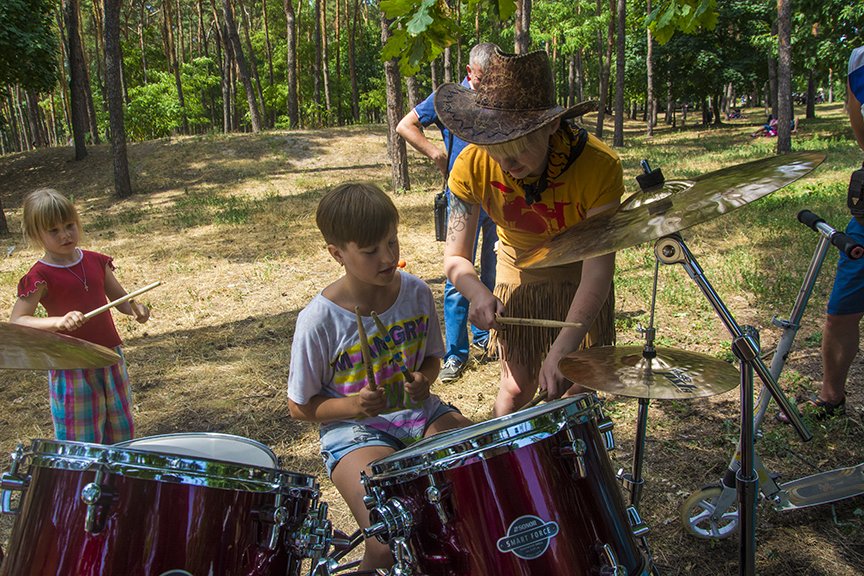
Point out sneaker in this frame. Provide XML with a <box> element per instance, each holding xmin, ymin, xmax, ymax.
<box><xmin>439</xmin><ymin>357</ymin><xmax>465</xmax><ymax>382</ymax></box>
<box><xmin>471</xmin><ymin>341</ymin><xmax>497</xmax><ymax>363</ymax></box>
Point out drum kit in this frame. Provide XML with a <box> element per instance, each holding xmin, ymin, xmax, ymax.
<box><xmin>0</xmin><ymin>151</ymin><xmax>860</xmax><ymax>576</ymax></box>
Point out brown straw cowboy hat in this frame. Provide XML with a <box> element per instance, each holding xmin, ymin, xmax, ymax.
<box><xmin>434</xmin><ymin>48</ymin><xmax>598</xmax><ymax>146</ymax></box>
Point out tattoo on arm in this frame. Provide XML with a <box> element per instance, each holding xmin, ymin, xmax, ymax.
<box><xmin>447</xmin><ymin>195</ymin><xmax>474</xmax><ymax>243</ymax></box>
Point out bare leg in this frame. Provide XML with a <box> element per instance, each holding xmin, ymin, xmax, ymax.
<box><xmin>330</xmin><ymin>446</ymin><xmax>396</xmax><ymax>570</ymax></box>
<box><xmin>425</xmin><ymin>410</ymin><xmax>473</xmax><ymax>436</ymax></box>
<box><xmin>493</xmin><ymin>353</ymin><xmax>536</xmax><ymax>417</ymax></box>
<box><xmin>820</xmin><ymin>312</ymin><xmax>863</xmax><ymax>404</ymax></box>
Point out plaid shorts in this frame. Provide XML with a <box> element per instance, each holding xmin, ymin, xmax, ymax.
<box><xmin>48</xmin><ymin>347</ymin><xmax>135</xmax><ymax>444</ymax></box>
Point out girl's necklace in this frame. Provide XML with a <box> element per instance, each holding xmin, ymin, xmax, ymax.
<box><xmin>63</xmin><ymin>251</ymin><xmax>89</xmax><ymax>292</ymax></box>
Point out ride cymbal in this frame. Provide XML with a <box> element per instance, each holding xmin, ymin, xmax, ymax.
<box><xmin>559</xmin><ymin>345</ymin><xmax>740</xmax><ymax>400</ymax></box>
<box><xmin>516</xmin><ymin>151</ymin><xmax>826</xmax><ymax>269</ymax></box>
<box><xmin>0</xmin><ymin>322</ymin><xmax>120</xmax><ymax>370</ymax></box>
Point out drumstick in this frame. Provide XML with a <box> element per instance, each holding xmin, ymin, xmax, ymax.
<box><xmin>370</xmin><ymin>311</ymin><xmax>414</xmax><ymax>383</ymax></box>
<box><xmin>525</xmin><ymin>388</ymin><xmax>548</xmax><ymax>408</ymax></box>
<box><xmin>84</xmin><ymin>281</ymin><xmax>162</xmax><ymax>320</ymax></box>
<box><xmin>355</xmin><ymin>306</ymin><xmax>377</xmax><ymax>391</ymax></box>
<box><xmin>495</xmin><ymin>314</ymin><xmax>584</xmax><ymax>330</ymax></box>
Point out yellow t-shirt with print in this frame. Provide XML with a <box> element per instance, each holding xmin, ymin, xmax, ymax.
<box><xmin>448</xmin><ymin>128</ymin><xmax>624</xmax><ymax>252</ymax></box>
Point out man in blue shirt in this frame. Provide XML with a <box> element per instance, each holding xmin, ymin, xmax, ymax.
<box><xmin>397</xmin><ymin>43</ymin><xmax>499</xmax><ymax>382</ymax></box>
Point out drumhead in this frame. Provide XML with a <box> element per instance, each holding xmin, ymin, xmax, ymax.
<box><xmin>115</xmin><ymin>433</ymin><xmax>278</xmax><ymax>469</ymax></box>
<box><xmin>24</xmin><ymin>437</ymin><xmax>317</xmax><ymax>494</ymax></box>
<box><xmin>369</xmin><ymin>395</ymin><xmax>597</xmax><ymax>484</ymax></box>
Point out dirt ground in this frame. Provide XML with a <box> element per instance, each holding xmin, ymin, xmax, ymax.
<box><xmin>0</xmin><ymin>115</ymin><xmax>862</xmax><ymax>575</ymax></box>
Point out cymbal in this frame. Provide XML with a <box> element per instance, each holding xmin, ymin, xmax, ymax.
<box><xmin>0</xmin><ymin>322</ymin><xmax>121</xmax><ymax>370</ymax></box>
<box><xmin>516</xmin><ymin>151</ymin><xmax>826</xmax><ymax>269</ymax></box>
<box><xmin>559</xmin><ymin>345</ymin><xmax>740</xmax><ymax>400</ymax></box>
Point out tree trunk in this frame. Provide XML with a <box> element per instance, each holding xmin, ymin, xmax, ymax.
<box><xmin>806</xmin><ymin>69</ymin><xmax>815</xmax><ymax>119</ymax></box>
<box><xmin>163</xmin><ymin>0</ymin><xmax>189</xmax><ymax>133</ymax></box>
<box><xmin>767</xmin><ymin>54</ymin><xmax>778</xmax><ymax>118</ymax></box>
<box><xmin>90</xmin><ymin>0</ymin><xmax>106</xmax><ymax>108</ymax></box>
<box><xmin>15</xmin><ymin>87</ymin><xmax>32</xmax><ymax>150</ymax></box>
<box><xmin>104</xmin><ymin>0</ymin><xmax>132</xmax><ymax>197</ymax></box>
<box><xmin>77</xmin><ymin>18</ymin><xmax>101</xmax><ymax>144</ymax></box>
<box><xmin>197</xmin><ymin>0</ymin><xmax>206</xmax><ymax>57</ymax></box>
<box><xmin>25</xmin><ymin>91</ymin><xmax>47</xmax><ymax>148</ymax></box>
<box><xmin>262</xmin><ymin>0</ymin><xmax>275</xmax><ymax>126</ymax></box>
<box><xmin>348</xmin><ymin>0</ymin><xmax>359</xmax><ymax>122</ymax></box>
<box><xmin>443</xmin><ymin>46</ymin><xmax>452</xmax><ymax>83</ymax></box>
<box><xmin>406</xmin><ymin>75</ymin><xmax>420</xmax><ymax>111</ymax></box>
<box><xmin>595</xmin><ymin>0</ymin><xmax>613</xmax><ymax>139</ymax></box>
<box><xmin>776</xmin><ymin>0</ymin><xmax>792</xmax><ymax>153</ymax></box>
<box><xmin>646</xmin><ymin>0</ymin><xmax>654</xmax><ymax>136</ymax></box>
<box><xmin>514</xmin><ymin>0</ymin><xmax>531</xmax><ymax>54</ymax></box>
<box><xmin>613</xmin><ymin>0</ymin><xmax>625</xmax><ymax>147</ymax></box>
<box><xmin>380</xmin><ymin>13</ymin><xmax>409</xmax><ymax>191</ymax></box>
<box><xmin>64</xmin><ymin>0</ymin><xmax>89</xmax><ymax>159</ymax></box>
<box><xmin>138</xmin><ymin>0</ymin><xmax>148</xmax><ymax>83</ymax></box>
<box><xmin>211</xmin><ymin>0</ymin><xmax>232</xmax><ymax>131</ymax></box>
<box><xmin>55</xmin><ymin>7</ymin><xmax>73</xmax><ymax>135</ymax></box>
<box><xmin>322</xmin><ymin>0</ymin><xmax>332</xmax><ymax>117</ymax></box>
<box><xmin>284</xmin><ymin>0</ymin><xmax>299</xmax><ymax>127</ymax></box>
<box><xmin>222</xmin><ymin>0</ymin><xmax>262</xmax><ymax>132</ymax></box>
<box><xmin>313</xmin><ymin>0</ymin><xmax>322</xmax><ymax>115</ymax></box>
<box><xmin>176</xmin><ymin>0</ymin><xmax>186</xmax><ymax>63</ymax></box>
<box><xmin>335</xmin><ymin>0</ymin><xmax>342</xmax><ymax>123</ymax></box>
<box><xmin>239</xmin><ymin>0</ymin><xmax>267</xmax><ymax>126</ymax></box>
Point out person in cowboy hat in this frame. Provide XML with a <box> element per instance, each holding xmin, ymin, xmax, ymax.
<box><xmin>435</xmin><ymin>47</ymin><xmax>623</xmax><ymax>416</ymax></box>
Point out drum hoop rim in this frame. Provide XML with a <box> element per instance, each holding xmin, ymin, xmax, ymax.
<box><xmin>21</xmin><ymin>438</ymin><xmax>319</xmax><ymax>493</ymax></box>
<box><xmin>368</xmin><ymin>395</ymin><xmax>597</xmax><ymax>483</ymax></box>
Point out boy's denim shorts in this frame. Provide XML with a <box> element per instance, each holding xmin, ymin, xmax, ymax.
<box><xmin>827</xmin><ymin>218</ymin><xmax>864</xmax><ymax>316</ymax></box>
<box><xmin>319</xmin><ymin>401</ymin><xmax>459</xmax><ymax>477</ymax></box>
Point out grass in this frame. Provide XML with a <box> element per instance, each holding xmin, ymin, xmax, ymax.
<box><xmin>0</xmin><ymin>105</ymin><xmax>863</xmax><ymax>575</ymax></box>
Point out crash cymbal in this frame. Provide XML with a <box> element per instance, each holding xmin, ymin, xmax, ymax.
<box><xmin>559</xmin><ymin>345</ymin><xmax>740</xmax><ymax>400</ymax></box>
<box><xmin>516</xmin><ymin>151</ymin><xmax>825</xmax><ymax>269</ymax></box>
<box><xmin>0</xmin><ymin>322</ymin><xmax>120</xmax><ymax>370</ymax></box>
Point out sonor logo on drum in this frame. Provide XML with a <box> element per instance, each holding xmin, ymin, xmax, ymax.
<box><xmin>496</xmin><ymin>514</ymin><xmax>560</xmax><ymax>560</ymax></box>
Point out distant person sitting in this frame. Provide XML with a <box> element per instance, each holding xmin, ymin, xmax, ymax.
<box><xmin>751</xmin><ymin>114</ymin><xmax>778</xmax><ymax>138</ymax></box>
<box><xmin>397</xmin><ymin>42</ymin><xmax>500</xmax><ymax>383</ymax></box>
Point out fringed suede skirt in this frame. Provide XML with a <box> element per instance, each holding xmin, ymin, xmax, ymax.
<box><xmin>490</xmin><ymin>243</ymin><xmax>616</xmax><ymax>381</ymax></box>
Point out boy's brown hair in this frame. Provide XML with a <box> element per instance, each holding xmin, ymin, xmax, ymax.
<box><xmin>21</xmin><ymin>188</ymin><xmax>83</xmax><ymax>247</ymax></box>
<box><xmin>316</xmin><ymin>182</ymin><xmax>399</xmax><ymax>247</ymax></box>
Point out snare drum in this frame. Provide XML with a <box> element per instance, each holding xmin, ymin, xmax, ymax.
<box><xmin>0</xmin><ymin>433</ymin><xmax>320</xmax><ymax>576</ymax></box>
<box><xmin>362</xmin><ymin>395</ymin><xmax>652</xmax><ymax>576</ymax></box>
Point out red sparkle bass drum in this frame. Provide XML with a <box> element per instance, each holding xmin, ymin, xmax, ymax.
<box><xmin>362</xmin><ymin>395</ymin><xmax>653</xmax><ymax>575</ymax></box>
<box><xmin>0</xmin><ymin>433</ymin><xmax>322</xmax><ymax>576</ymax></box>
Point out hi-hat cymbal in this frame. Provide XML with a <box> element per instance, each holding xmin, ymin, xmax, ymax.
<box><xmin>516</xmin><ymin>151</ymin><xmax>825</xmax><ymax>269</ymax></box>
<box><xmin>559</xmin><ymin>345</ymin><xmax>740</xmax><ymax>400</ymax></box>
<box><xmin>0</xmin><ymin>322</ymin><xmax>120</xmax><ymax>370</ymax></box>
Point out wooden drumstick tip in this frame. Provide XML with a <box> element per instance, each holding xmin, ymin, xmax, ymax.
<box><xmin>355</xmin><ymin>306</ymin><xmax>377</xmax><ymax>391</ymax></box>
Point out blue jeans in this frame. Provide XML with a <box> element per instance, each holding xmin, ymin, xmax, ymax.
<box><xmin>444</xmin><ymin>193</ymin><xmax>498</xmax><ymax>363</ymax></box>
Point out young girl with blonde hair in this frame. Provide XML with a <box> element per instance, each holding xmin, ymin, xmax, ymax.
<box><xmin>10</xmin><ymin>188</ymin><xmax>149</xmax><ymax>443</ymax></box>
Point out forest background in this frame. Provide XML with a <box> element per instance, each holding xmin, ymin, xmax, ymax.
<box><xmin>1</xmin><ymin>0</ymin><xmax>863</xmax><ymax>208</ymax></box>
<box><xmin>1</xmin><ymin>0</ymin><xmax>864</xmax><ymax>574</ymax></box>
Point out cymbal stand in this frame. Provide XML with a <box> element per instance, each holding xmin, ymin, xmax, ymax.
<box><xmin>653</xmin><ymin>232</ymin><xmax>812</xmax><ymax>576</ymax></box>
<box><xmin>618</xmin><ymin>257</ymin><xmax>661</xmax><ymax>510</ymax></box>
<box><xmin>681</xmin><ymin>210</ymin><xmax>864</xmax><ymax>537</ymax></box>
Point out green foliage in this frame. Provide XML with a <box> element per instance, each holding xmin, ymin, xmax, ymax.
<box><xmin>358</xmin><ymin>77</ymin><xmax>387</xmax><ymax>121</ymax></box>
<box><xmin>380</xmin><ymin>0</ymin><xmax>515</xmax><ymax>75</ymax></box>
<box><xmin>0</xmin><ymin>0</ymin><xmax>57</xmax><ymax>90</ymax></box>
<box><xmin>125</xmin><ymin>72</ymin><xmax>183</xmax><ymax>140</ymax></box>
<box><xmin>647</xmin><ymin>0</ymin><xmax>719</xmax><ymax>45</ymax></box>
<box><xmin>180</xmin><ymin>57</ymin><xmax>222</xmax><ymax>129</ymax></box>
